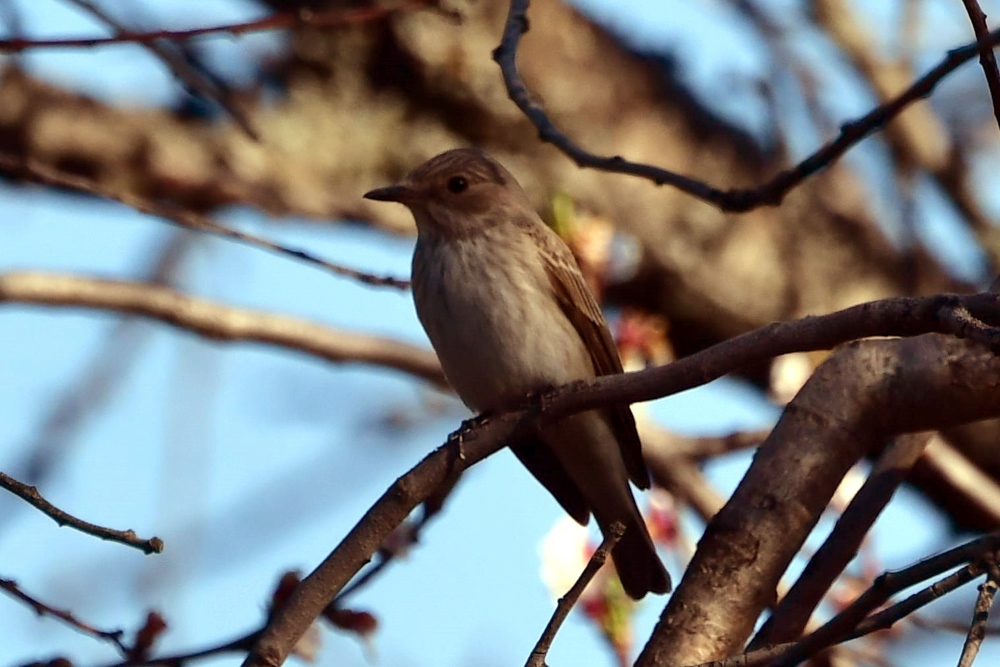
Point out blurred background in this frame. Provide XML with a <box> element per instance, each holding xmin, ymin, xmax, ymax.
<box><xmin>1</xmin><ymin>0</ymin><xmax>999</xmax><ymax>665</ymax></box>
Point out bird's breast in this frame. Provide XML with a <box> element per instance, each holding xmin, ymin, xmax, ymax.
<box><xmin>412</xmin><ymin>234</ymin><xmax>594</xmax><ymax>411</ymax></box>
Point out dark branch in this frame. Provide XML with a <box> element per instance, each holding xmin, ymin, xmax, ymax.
<box><xmin>245</xmin><ymin>293</ymin><xmax>1000</xmax><ymax>667</ymax></box>
<box><xmin>525</xmin><ymin>522</ymin><xmax>624</xmax><ymax>667</ymax></box>
<box><xmin>960</xmin><ymin>0</ymin><xmax>1000</xmax><ymax>135</ymax></box>
<box><xmin>494</xmin><ymin>0</ymin><xmax>1000</xmax><ymax>211</ymax></box>
<box><xmin>0</xmin><ymin>2</ymin><xmax>430</xmax><ymax>52</ymax></box>
<box><xmin>0</xmin><ymin>471</ymin><xmax>163</xmax><ymax>554</ymax></box>
<box><xmin>62</xmin><ymin>0</ymin><xmax>258</xmax><ymax>139</ymax></box>
<box><xmin>0</xmin><ymin>576</ymin><xmax>129</xmax><ymax>652</ymax></box>
<box><xmin>957</xmin><ymin>565</ymin><xmax>1000</xmax><ymax>667</ymax></box>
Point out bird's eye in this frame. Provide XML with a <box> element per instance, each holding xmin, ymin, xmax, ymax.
<box><xmin>447</xmin><ymin>176</ymin><xmax>468</xmax><ymax>194</ymax></box>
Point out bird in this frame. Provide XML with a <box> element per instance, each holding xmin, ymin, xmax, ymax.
<box><xmin>364</xmin><ymin>148</ymin><xmax>670</xmax><ymax>599</ymax></box>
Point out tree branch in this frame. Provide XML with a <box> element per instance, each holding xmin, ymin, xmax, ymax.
<box><xmin>525</xmin><ymin>522</ymin><xmax>624</xmax><ymax>667</ymax></box>
<box><xmin>62</xmin><ymin>0</ymin><xmax>258</xmax><ymax>139</ymax></box>
<box><xmin>960</xmin><ymin>0</ymin><xmax>1000</xmax><ymax>135</ymax></box>
<box><xmin>637</xmin><ymin>334</ymin><xmax>1000</xmax><ymax>665</ymax></box>
<box><xmin>0</xmin><ymin>471</ymin><xmax>163</xmax><ymax>554</ymax></box>
<box><xmin>0</xmin><ymin>272</ymin><xmax>445</xmax><ymax>386</ymax></box>
<box><xmin>0</xmin><ymin>2</ymin><xmax>431</xmax><ymax>52</ymax></box>
<box><xmin>957</xmin><ymin>565</ymin><xmax>1000</xmax><ymax>667</ymax></box>
<box><xmin>751</xmin><ymin>432</ymin><xmax>932</xmax><ymax>647</ymax></box>
<box><xmin>0</xmin><ymin>154</ymin><xmax>409</xmax><ymax>289</ymax></box>
<box><xmin>0</xmin><ymin>576</ymin><xmax>129</xmax><ymax>651</ymax></box>
<box><xmin>245</xmin><ymin>294</ymin><xmax>1000</xmax><ymax>667</ymax></box>
<box><xmin>494</xmin><ymin>0</ymin><xmax>1000</xmax><ymax>212</ymax></box>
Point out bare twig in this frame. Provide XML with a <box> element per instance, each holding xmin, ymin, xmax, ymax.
<box><xmin>0</xmin><ymin>2</ymin><xmax>429</xmax><ymax>52</ymax></box>
<box><xmin>849</xmin><ymin>562</ymin><xmax>984</xmax><ymax>637</ymax></box>
<box><xmin>0</xmin><ymin>272</ymin><xmax>444</xmax><ymax>386</ymax></box>
<box><xmin>0</xmin><ymin>154</ymin><xmax>409</xmax><ymax>289</ymax></box>
<box><xmin>241</xmin><ymin>405</ymin><xmax>525</xmax><ymax>667</ymax></box>
<box><xmin>63</xmin><ymin>0</ymin><xmax>258</xmax><ymax>139</ymax></box>
<box><xmin>0</xmin><ymin>576</ymin><xmax>128</xmax><ymax>651</ymax></box>
<box><xmin>911</xmin><ymin>613</ymin><xmax>1000</xmax><ymax>636</ymax></box>
<box><xmin>0</xmin><ymin>471</ymin><xmax>163</xmax><ymax>553</ymax></box>
<box><xmin>769</xmin><ymin>538</ymin><xmax>1000</xmax><ymax>667</ymax></box>
<box><xmin>493</xmin><ymin>0</ymin><xmax>1000</xmax><ymax>212</ymax></box>
<box><xmin>960</xmin><ymin>0</ymin><xmax>1000</xmax><ymax>134</ymax></box>
<box><xmin>957</xmin><ymin>566</ymin><xmax>1000</xmax><ymax>667</ymax></box>
<box><xmin>691</xmin><ymin>560</ymin><xmax>987</xmax><ymax>667</ymax></box>
<box><xmin>94</xmin><ymin>629</ymin><xmax>259</xmax><ymax>667</ymax></box>
<box><xmin>813</xmin><ymin>0</ymin><xmax>995</xmax><ymax>250</ymax></box>
<box><xmin>525</xmin><ymin>522</ymin><xmax>624</xmax><ymax>667</ymax></box>
<box><xmin>652</xmin><ymin>536</ymin><xmax>1000</xmax><ymax>667</ymax></box>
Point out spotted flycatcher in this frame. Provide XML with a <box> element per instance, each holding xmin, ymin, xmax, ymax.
<box><xmin>364</xmin><ymin>148</ymin><xmax>670</xmax><ymax>598</ymax></box>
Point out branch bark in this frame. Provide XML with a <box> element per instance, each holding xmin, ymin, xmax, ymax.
<box><xmin>637</xmin><ymin>334</ymin><xmax>1000</xmax><ymax>665</ymax></box>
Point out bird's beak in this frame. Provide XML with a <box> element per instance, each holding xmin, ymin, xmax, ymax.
<box><xmin>364</xmin><ymin>184</ymin><xmax>417</xmax><ymax>203</ymax></box>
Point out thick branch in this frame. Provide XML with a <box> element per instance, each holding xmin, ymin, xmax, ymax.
<box><xmin>637</xmin><ymin>334</ymin><xmax>1000</xmax><ymax>666</ymax></box>
<box><xmin>751</xmin><ymin>432</ymin><xmax>931</xmax><ymax>646</ymax></box>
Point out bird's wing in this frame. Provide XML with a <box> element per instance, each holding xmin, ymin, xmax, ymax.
<box><xmin>509</xmin><ymin>438</ymin><xmax>591</xmax><ymax>523</ymax></box>
<box><xmin>536</xmin><ymin>226</ymin><xmax>650</xmax><ymax>489</ymax></box>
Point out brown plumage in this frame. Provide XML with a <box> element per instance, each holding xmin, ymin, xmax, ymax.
<box><xmin>365</xmin><ymin>148</ymin><xmax>670</xmax><ymax>598</ymax></box>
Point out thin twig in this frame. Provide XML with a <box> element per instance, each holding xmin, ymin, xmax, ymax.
<box><xmin>957</xmin><ymin>565</ymin><xmax>1000</xmax><ymax>667</ymax></box>
<box><xmin>697</xmin><ymin>563</ymin><xmax>985</xmax><ymax>667</ymax></box>
<box><xmin>0</xmin><ymin>576</ymin><xmax>129</xmax><ymax>651</ymax></box>
<box><xmin>0</xmin><ymin>2</ymin><xmax>429</xmax><ymax>51</ymax></box>
<box><xmin>63</xmin><ymin>0</ymin><xmax>258</xmax><ymax>139</ymax></box>
<box><xmin>911</xmin><ymin>613</ymin><xmax>1000</xmax><ymax>636</ymax></box>
<box><xmin>849</xmin><ymin>562</ymin><xmax>985</xmax><ymax>638</ymax></box>
<box><xmin>525</xmin><ymin>522</ymin><xmax>625</xmax><ymax>667</ymax></box>
<box><xmin>0</xmin><ymin>154</ymin><xmax>409</xmax><ymax>289</ymax></box>
<box><xmin>688</xmin><ymin>540</ymin><xmax>999</xmax><ymax>667</ymax></box>
<box><xmin>94</xmin><ymin>629</ymin><xmax>260</xmax><ymax>667</ymax></box>
<box><xmin>0</xmin><ymin>471</ymin><xmax>163</xmax><ymax>554</ymax></box>
<box><xmin>493</xmin><ymin>0</ymin><xmax>1000</xmax><ymax>211</ymax></box>
<box><xmin>960</xmin><ymin>0</ymin><xmax>1000</xmax><ymax>134</ymax></box>
<box><xmin>670</xmin><ymin>429</ymin><xmax>771</xmax><ymax>461</ymax></box>
<box><xmin>769</xmin><ymin>538</ymin><xmax>1000</xmax><ymax>667</ymax></box>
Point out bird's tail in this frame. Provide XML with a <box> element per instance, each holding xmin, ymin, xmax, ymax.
<box><xmin>609</xmin><ymin>513</ymin><xmax>671</xmax><ymax>599</ymax></box>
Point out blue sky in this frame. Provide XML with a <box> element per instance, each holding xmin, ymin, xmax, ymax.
<box><xmin>1</xmin><ymin>1</ymin><xmax>995</xmax><ymax>666</ymax></box>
